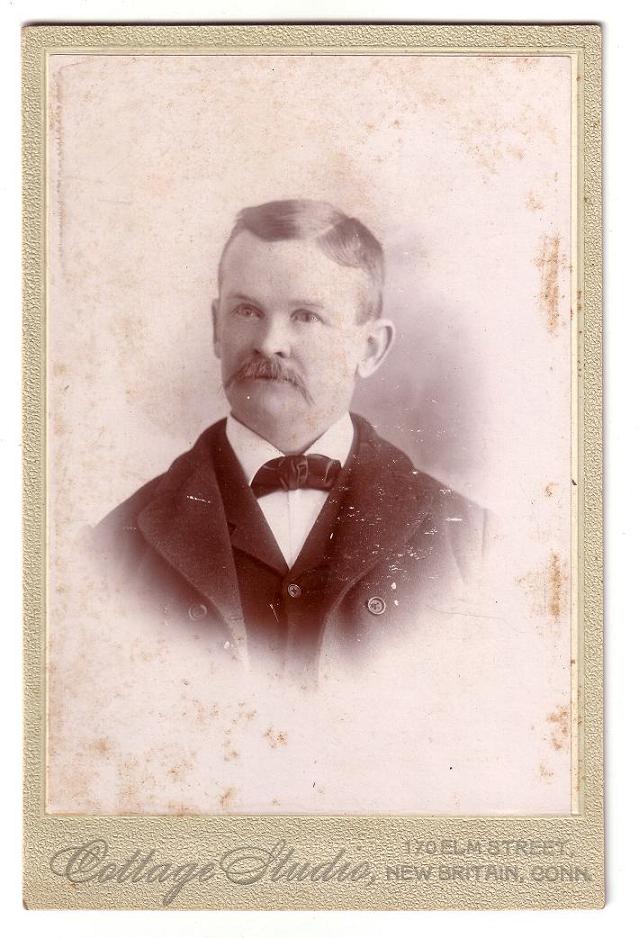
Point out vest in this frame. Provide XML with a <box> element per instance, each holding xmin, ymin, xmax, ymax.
<box><xmin>211</xmin><ymin>428</ymin><xmax>352</xmax><ymax>674</ymax></box>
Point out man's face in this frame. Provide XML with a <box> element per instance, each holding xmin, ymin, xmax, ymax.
<box><xmin>214</xmin><ymin>231</ymin><xmax>383</xmax><ymax>451</ymax></box>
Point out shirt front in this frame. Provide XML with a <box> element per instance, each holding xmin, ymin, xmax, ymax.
<box><xmin>225</xmin><ymin>412</ymin><xmax>355</xmax><ymax>567</ymax></box>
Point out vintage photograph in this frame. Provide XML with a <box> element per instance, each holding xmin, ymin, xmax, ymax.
<box><xmin>45</xmin><ymin>49</ymin><xmax>575</xmax><ymax>817</ymax></box>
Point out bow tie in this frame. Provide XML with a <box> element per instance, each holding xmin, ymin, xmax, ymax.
<box><xmin>251</xmin><ymin>454</ymin><xmax>342</xmax><ymax>497</ymax></box>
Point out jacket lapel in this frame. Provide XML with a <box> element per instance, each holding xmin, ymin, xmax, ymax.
<box><xmin>211</xmin><ymin>428</ymin><xmax>289</xmax><ymax>576</ymax></box>
<box><xmin>320</xmin><ymin>415</ymin><xmax>438</xmax><ymax>612</ymax></box>
<box><xmin>136</xmin><ymin>425</ymin><xmax>247</xmax><ymax>647</ymax></box>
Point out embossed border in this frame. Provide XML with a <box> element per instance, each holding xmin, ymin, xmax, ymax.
<box><xmin>22</xmin><ymin>23</ymin><xmax>603</xmax><ymax>910</ymax></box>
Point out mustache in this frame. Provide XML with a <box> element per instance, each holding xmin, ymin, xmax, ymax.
<box><xmin>224</xmin><ymin>356</ymin><xmax>314</xmax><ymax>404</ymax></box>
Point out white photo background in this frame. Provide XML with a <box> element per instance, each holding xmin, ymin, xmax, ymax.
<box><xmin>46</xmin><ymin>53</ymin><xmax>573</xmax><ymax>815</ymax></box>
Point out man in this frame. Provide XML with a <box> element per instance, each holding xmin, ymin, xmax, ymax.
<box><xmin>96</xmin><ymin>199</ymin><xmax>489</xmax><ymax>678</ymax></box>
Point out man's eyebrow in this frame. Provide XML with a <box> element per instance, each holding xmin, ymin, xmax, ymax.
<box><xmin>226</xmin><ymin>293</ymin><xmax>327</xmax><ymax>311</ymax></box>
<box><xmin>288</xmin><ymin>299</ymin><xmax>326</xmax><ymax>310</ymax></box>
<box><xmin>227</xmin><ymin>292</ymin><xmax>262</xmax><ymax>305</ymax></box>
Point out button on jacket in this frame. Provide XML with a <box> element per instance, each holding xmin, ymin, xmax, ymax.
<box><xmin>93</xmin><ymin>413</ymin><xmax>490</xmax><ymax>677</ymax></box>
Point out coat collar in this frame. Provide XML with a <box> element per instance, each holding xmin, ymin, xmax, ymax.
<box><xmin>315</xmin><ymin>414</ymin><xmax>437</xmax><ymax>613</ymax></box>
<box><xmin>225</xmin><ymin>411</ymin><xmax>354</xmax><ymax>486</ymax></box>
<box><xmin>135</xmin><ymin>414</ymin><xmax>437</xmax><ymax>629</ymax></box>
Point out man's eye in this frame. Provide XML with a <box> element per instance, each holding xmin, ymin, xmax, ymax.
<box><xmin>292</xmin><ymin>309</ymin><xmax>321</xmax><ymax>324</ymax></box>
<box><xmin>234</xmin><ymin>304</ymin><xmax>260</xmax><ymax>318</ymax></box>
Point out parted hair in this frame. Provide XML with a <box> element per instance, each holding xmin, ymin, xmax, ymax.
<box><xmin>218</xmin><ymin>199</ymin><xmax>385</xmax><ymax>320</ymax></box>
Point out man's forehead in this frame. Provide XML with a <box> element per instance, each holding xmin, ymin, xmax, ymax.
<box><xmin>218</xmin><ymin>230</ymin><xmax>370</xmax><ymax>300</ymax></box>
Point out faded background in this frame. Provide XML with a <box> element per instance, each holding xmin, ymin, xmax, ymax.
<box><xmin>46</xmin><ymin>53</ymin><xmax>573</xmax><ymax>815</ymax></box>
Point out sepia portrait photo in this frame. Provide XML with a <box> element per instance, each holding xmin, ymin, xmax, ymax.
<box><xmin>39</xmin><ymin>32</ymin><xmax>585</xmax><ymax>829</ymax></box>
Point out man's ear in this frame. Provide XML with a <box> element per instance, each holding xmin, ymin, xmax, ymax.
<box><xmin>356</xmin><ymin>318</ymin><xmax>396</xmax><ymax>379</ymax></box>
<box><xmin>212</xmin><ymin>299</ymin><xmax>220</xmax><ymax>359</ymax></box>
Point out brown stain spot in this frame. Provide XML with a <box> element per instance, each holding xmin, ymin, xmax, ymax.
<box><xmin>535</xmin><ymin>234</ymin><xmax>568</xmax><ymax>334</ymax></box>
<box><xmin>219</xmin><ymin>787</ymin><xmax>236</xmax><ymax>810</ymax></box>
<box><xmin>117</xmin><ymin>784</ymin><xmax>145</xmax><ymax>813</ymax></box>
<box><xmin>89</xmin><ymin>737</ymin><xmax>112</xmax><ymax>756</ymax></box>
<box><xmin>548</xmin><ymin>551</ymin><xmax>566</xmax><ymax>622</ymax></box>
<box><xmin>167</xmin><ymin>801</ymin><xmax>195</xmax><ymax>814</ymax></box>
<box><xmin>516</xmin><ymin>551</ymin><xmax>568</xmax><ymax>624</ymax></box>
<box><xmin>526</xmin><ymin>192</ymin><xmax>544</xmax><ymax>212</ymax></box>
<box><xmin>547</xmin><ymin>705</ymin><xmax>570</xmax><ymax>751</ymax></box>
<box><xmin>539</xmin><ymin>763</ymin><xmax>554</xmax><ymax>780</ymax></box>
<box><xmin>544</xmin><ymin>483</ymin><xmax>556</xmax><ymax>497</ymax></box>
<box><xmin>264</xmin><ymin>726</ymin><xmax>288</xmax><ymax>749</ymax></box>
<box><xmin>222</xmin><ymin>736</ymin><xmax>240</xmax><ymax>761</ymax></box>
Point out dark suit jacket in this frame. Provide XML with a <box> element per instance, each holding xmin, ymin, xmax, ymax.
<box><xmin>94</xmin><ymin>413</ymin><xmax>490</xmax><ymax>677</ymax></box>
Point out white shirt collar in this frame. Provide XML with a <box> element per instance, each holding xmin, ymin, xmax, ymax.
<box><xmin>225</xmin><ymin>412</ymin><xmax>355</xmax><ymax>485</ymax></box>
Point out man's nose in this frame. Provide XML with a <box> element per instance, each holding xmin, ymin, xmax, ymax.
<box><xmin>254</xmin><ymin>316</ymin><xmax>292</xmax><ymax>358</ymax></box>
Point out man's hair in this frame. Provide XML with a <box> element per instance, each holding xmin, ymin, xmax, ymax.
<box><xmin>218</xmin><ymin>199</ymin><xmax>385</xmax><ymax>320</ymax></box>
